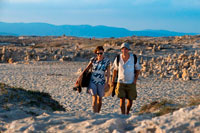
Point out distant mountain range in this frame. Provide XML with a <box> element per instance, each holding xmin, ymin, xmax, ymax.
<box><xmin>0</xmin><ymin>22</ymin><xmax>199</xmax><ymax>38</ymax></box>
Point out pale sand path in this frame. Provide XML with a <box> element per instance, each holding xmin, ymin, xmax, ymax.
<box><xmin>0</xmin><ymin>61</ymin><xmax>199</xmax><ymax>114</ymax></box>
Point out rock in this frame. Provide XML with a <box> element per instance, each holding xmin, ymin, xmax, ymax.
<box><xmin>36</xmin><ymin>56</ymin><xmax>40</xmax><ymax>61</ymax></box>
<box><xmin>60</xmin><ymin>56</ymin><xmax>72</xmax><ymax>61</ymax></box>
<box><xmin>158</xmin><ymin>45</ymin><xmax>161</xmax><ymax>50</ymax></box>
<box><xmin>170</xmin><ymin>75</ymin><xmax>176</xmax><ymax>80</ymax></box>
<box><xmin>183</xmin><ymin>61</ymin><xmax>190</xmax><ymax>68</ymax></box>
<box><xmin>194</xmin><ymin>50</ymin><xmax>198</xmax><ymax>57</ymax></box>
<box><xmin>53</xmin><ymin>55</ymin><xmax>60</xmax><ymax>60</ymax></box>
<box><xmin>24</xmin><ymin>55</ymin><xmax>30</xmax><ymax>61</ymax></box>
<box><xmin>2</xmin><ymin>46</ymin><xmax>6</xmax><ymax>54</ymax></box>
<box><xmin>1</xmin><ymin>55</ymin><xmax>6</xmax><ymax>62</ymax></box>
<box><xmin>39</xmin><ymin>56</ymin><xmax>47</xmax><ymax>61</ymax></box>
<box><xmin>182</xmin><ymin>69</ymin><xmax>190</xmax><ymax>81</ymax></box>
<box><xmin>8</xmin><ymin>58</ymin><xmax>14</xmax><ymax>64</ymax></box>
<box><xmin>139</xmin><ymin>50</ymin><xmax>143</xmax><ymax>55</ymax></box>
<box><xmin>198</xmin><ymin>74</ymin><xmax>200</xmax><ymax>79</ymax></box>
<box><xmin>140</xmin><ymin>57</ymin><xmax>143</xmax><ymax>64</ymax></box>
<box><xmin>160</xmin><ymin>73</ymin><xmax>165</xmax><ymax>78</ymax></box>
<box><xmin>176</xmin><ymin>73</ymin><xmax>181</xmax><ymax>79</ymax></box>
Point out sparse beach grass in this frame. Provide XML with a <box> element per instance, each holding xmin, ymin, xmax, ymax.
<box><xmin>188</xmin><ymin>94</ymin><xmax>200</xmax><ymax>106</ymax></box>
<box><xmin>139</xmin><ymin>95</ymin><xmax>200</xmax><ymax>117</ymax></box>
<box><xmin>139</xmin><ymin>99</ymin><xmax>181</xmax><ymax>116</ymax></box>
<box><xmin>0</xmin><ymin>82</ymin><xmax>65</xmax><ymax>112</ymax></box>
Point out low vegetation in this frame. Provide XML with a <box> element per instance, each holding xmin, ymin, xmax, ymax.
<box><xmin>139</xmin><ymin>96</ymin><xmax>200</xmax><ymax>117</ymax></box>
<box><xmin>0</xmin><ymin>83</ymin><xmax>65</xmax><ymax>112</ymax></box>
<box><xmin>139</xmin><ymin>99</ymin><xmax>181</xmax><ymax>116</ymax></box>
<box><xmin>188</xmin><ymin>94</ymin><xmax>200</xmax><ymax>106</ymax></box>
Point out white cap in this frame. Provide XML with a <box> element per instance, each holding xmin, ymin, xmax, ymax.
<box><xmin>120</xmin><ymin>42</ymin><xmax>131</xmax><ymax>50</ymax></box>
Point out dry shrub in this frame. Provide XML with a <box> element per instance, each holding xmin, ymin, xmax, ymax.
<box><xmin>0</xmin><ymin>82</ymin><xmax>65</xmax><ymax>112</ymax></box>
<box><xmin>139</xmin><ymin>99</ymin><xmax>180</xmax><ymax>116</ymax></box>
<box><xmin>188</xmin><ymin>94</ymin><xmax>200</xmax><ymax>106</ymax></box>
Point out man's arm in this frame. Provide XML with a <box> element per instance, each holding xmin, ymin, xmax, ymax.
<box><xmin>112</xmin><ymin>69</ymin><xmax>117</xmax><ymax>85</ymax></box>
<box><xmin>133</xmin><ymin>70</ymin><xmax>140</xmax><ymax>84</ymax></box>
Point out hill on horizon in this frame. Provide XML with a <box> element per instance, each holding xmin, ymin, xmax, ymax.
<box><xmin>0</xmin><ymin>22</ymin><xmax>199</xmax><ymax>38</ymax></box>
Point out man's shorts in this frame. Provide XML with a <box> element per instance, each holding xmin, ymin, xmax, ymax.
<box><xmin>115</xmin><ymin>83</ymin><xmax>137</xmax><ymax>100</ymax></box>
<box><xmin>88</xmin><ymin>81</ymin><xmax>104</xmax><ymax>97</ymax></box>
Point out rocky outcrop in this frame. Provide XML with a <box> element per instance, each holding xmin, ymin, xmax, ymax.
<box><xmin>140</xmin><ymin>50</ymin><xmax>200</xmax><ymax>81</ymax></box>
<box><xmin>0</xmin><ymin>35</ymin><xmax>200</xmax><ymax>81</ymax></box>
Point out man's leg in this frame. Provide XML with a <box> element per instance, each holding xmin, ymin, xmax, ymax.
<box><xmin>97</xmin><ymin>96</ymin><xmax>102</xmax><ymax>113</ymax></box>
<box><xmin>120</xmin><ymin>98</ymin><xmax>126</xmax><ymax>114</ymax></box>
<box><xmin>126</xmin><ymin>99</ymin><xmax>133</xmax><ymax>114</ymax></box>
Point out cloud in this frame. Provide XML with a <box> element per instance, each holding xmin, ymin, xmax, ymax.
<box><xmin>131</xmin><ymin>0</ymin><xmax>159</xmax><ymax>5</ymax></box>
<box><xmin>7</xmin><ymin>0</ymin><xmax>44</xmax><ymax>3</ymax></box>
<box><xmin>172</xmin><ymin>0</ymin><xmax>200</xmax><ymax>8</ymax></box>
<box><xmin>6</xmin><ymin>0</ymin><xmax>107</xmax><ymax>4</ymax></box>
<box><xmin>6</xmin><ymin>0</ymin><xmax>200</xmax><ymax>7</ymax></box>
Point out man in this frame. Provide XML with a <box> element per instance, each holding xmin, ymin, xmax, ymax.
<box><xmin>112</xmin><ymin>42</ymin><xmax>141</xmax><ymax>115</ymax></box>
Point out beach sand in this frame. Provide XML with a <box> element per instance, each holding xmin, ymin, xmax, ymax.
<box><xmin>0</xmin><ymin>61</ymin><xmax>199</xmax><ymax>113</ymax></box>
<box><xmin>0</xmin><ymin>61</ymin><xmax>199</xmax><ymax>132</ymax></box>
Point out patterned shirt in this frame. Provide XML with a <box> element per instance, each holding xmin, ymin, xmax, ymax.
<box><xmin>90</xmin><ymin>57</ymin><xmax>110</xmax><ymax>85</ymax></box>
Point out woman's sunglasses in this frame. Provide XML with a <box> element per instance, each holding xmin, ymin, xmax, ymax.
<box><xmin>96</xmin><ymin>52</ymin><xmax>103</xmax><ymax>55</ymax></box>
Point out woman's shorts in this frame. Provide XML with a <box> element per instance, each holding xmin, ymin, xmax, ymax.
<box><xmin>88</xmin><ymin>81</ymin><xmax>105</xmax><ymax>97</ymax></box>
<box><xmin>115</xmin><ymin>83</ymin><xmax>137</xmax><ymax>100</ymax></box>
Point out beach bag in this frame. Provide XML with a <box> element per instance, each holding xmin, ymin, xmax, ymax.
<box><xmin>73</xmin><ymin>68</ymin><xmax>92</xmax><ymax>93</ymax></box>
<box><xmin>81</xmin><ymin>69</ymin><xmax>92</xmax><ymax>87</ymax></box>
<box><xmin>111</xmin><ymin>54</ymin><xmax>137</xmax><ymax>97</ymax></box>
<box><xmin>73</xmin><ymin>58</ymin><xmax>95</xmax><ymax>93</ymax></box>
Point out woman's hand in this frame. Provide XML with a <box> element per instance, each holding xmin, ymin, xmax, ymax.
<box><xmin>111</xmin><ymin>81</ymin><xmax>115</xmax><ymax>87</ymax></box>
<box><xmin>75</xmin><ymin>79</ymin><xmax>79</xmax><ymax>86</ymax></box>
<box><xmin>75</xmin><ymin>76</ymin><xmax>81</xmax><ymax>86</ymax></box>
<box><xmin>104</xmin><ymin>82</ymin><xmax>110</xmax><ymax>91</ymax></box>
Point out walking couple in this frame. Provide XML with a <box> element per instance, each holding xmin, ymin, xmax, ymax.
<box><xmin>75</xmin><ymin>42</ymin><xmax>141</xmax><ymax>115</ymax></box>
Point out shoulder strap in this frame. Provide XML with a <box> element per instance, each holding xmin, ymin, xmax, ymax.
<box><xmin>116</xmin><ymin>54</ymin><xmax>120</xmax><ymax>66</ymax></box>
<box><xmin>133</xmin><ymin>54</ymin><xmax>137</xmax><ymax>65</ymax></box>
<box><xmin>117</xmin><ymin>54</ymin><xmax>137</xmax><ymax>66</ymax></box>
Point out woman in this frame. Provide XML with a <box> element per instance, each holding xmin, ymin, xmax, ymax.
<box><xmin>77</xmin><ymin>46</ymin><xmax>110</xmax><ymax>113</ymax></box>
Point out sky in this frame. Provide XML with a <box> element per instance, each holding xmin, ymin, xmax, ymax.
<box><xmin>0</xmin><ymin>0</ymin><xmax>200</xmax><ymax>33</ymax></box>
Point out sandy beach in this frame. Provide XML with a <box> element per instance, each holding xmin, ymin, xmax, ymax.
<box><xmin>0</xmin><ymin>60</ymin><xmax>200</xmax><ymax>132</ymax></box>
<box><xmin>0</xmin><ymin>61</ymin><xmax>199</xmax><ymax>113</ymax></box>
<box><xmin>0</xmin><ymin>35</ymin><xmax>200</xmax><ymax>132</ymax></box>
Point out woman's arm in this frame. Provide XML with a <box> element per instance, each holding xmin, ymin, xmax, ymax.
<box><xmin>106</xmin><ymin>65</ymin><xmax>110</xmax><ymax>84</ymax></box>
<box><xmin>82</xmin><ymin>61</ymin><xmax>92</xmax><ymax>74</ymax></box>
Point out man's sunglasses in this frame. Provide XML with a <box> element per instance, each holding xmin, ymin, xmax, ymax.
<box><xmin>96</xmin><ymin>52</ymin><xmax>103</xmax><ymax>55</ymax></box>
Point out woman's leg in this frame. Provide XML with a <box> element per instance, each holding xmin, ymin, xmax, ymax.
<box><xmin>92</xmin><ymin>95</ymin><xmax>98</xmax><ymax>113</ymax></box>
<box><xmin>96</xmin><ymin>83</ymin><xmax>105</xmax><ymax>113</ymax></box>
<box><xmin>97</xmin><ymin>96</ymin><xmax>102</xmax><ymax>113</ymax></box>
<box><xmin>89</xmin><ymin>82</ymin><xmax>98</xmax><ymax>113</ymax></box>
